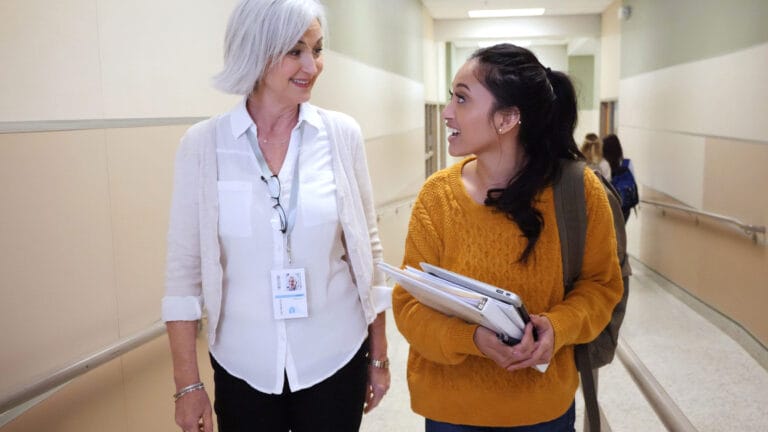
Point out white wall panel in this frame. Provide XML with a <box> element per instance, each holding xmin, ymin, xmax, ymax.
<box><xmin>600</xmin><ymin>33</ymin><xmax>620</xmax><ymax>100</ymax></box>
<box><xmin>423</xmin><ymin>40</ymin><xmax>440</xmax><ymax>102</ymax></box>
<box><xmin>97</xmin><ymin>0</ymin><xmax>239</xmax><ymax>118</ymax></box>
<box><xmin>599</xmin><ymin>0</ymin><xmax>621</xmax><ymax>100</ymax></box>
<box><xmin>575</xmin><ymin>109</ymin><xmax>599</xmax><ymax>145</ymax></box>
<box><xmin>618</xmin><ymin>126</ymin><xmax>706</xmax><ymax>208</ymax></box>
<box><xmin>0</xmin><ymin>0</ymin><xmax>103</xmax><ymax>121</ymax></box>
<box><xmin>619</xmin><ymin>42</ymin><xmax>768</xmax><ymax>143</ymax></box>
<box><xmin>312</xmin><ymin>50</ymin><xmax>424</xmax><ymax>140</ymax></box>
<box><xmin>532</xmin><ymin>45</ymin><xmax>568</xmax><ymax>72</ymax></box>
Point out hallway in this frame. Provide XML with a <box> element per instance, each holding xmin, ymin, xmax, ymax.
<box><xmin>360</xmin><ymin>258</ymin><xmax>768</xmax><ymax>431</ymax></box>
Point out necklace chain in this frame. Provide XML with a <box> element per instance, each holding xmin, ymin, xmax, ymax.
<box><xmin>258</xmin><ymin>135</ymin><xmax>290</xmax><ymax>146</ymax></box>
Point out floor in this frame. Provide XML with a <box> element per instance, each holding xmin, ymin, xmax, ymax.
<box><xmin>359</xmin><ymin>258</ymin><xmax>768</xmax><ymax>432</ymax></box>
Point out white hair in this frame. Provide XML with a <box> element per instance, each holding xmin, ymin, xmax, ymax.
<box><xmin>212</xmin><ymin>0</ymin><xmax>325</xmax><ymax>95</ymax></box>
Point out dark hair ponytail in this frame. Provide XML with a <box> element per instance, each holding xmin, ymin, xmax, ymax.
<box><xmin>470</xmin><ymin>44</ymin><xmax>581</xmax><ymax>263</ymax></box>
<box><xmin>602</xmin><ymin>133</ymin><xmax>623</xmax><ymax>173</ymax></box>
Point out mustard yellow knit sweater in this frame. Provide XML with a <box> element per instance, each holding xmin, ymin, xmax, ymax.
<box><xmin>392</xmin><ymin>157</ymin><xmax>623</xmax><ymax>427</ymax></box>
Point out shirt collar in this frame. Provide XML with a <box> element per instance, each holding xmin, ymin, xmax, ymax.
<box><xmin>230</xmin><ymin>98</ymin><xmax>322</xmax><ymax>139</ymax></box>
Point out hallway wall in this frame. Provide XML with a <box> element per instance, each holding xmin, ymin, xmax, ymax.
<box><xmin>617</xmin><ymin>0</ymin><xmax>768</xmax><ymax>349</ymax></box>
<box><xmin>0</xmin><ymin>0</ymin><xmax>425</xmax><ymax>430</ymax></box>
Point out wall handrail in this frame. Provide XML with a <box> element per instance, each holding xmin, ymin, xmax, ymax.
<box><xmin>0</xmin><ymin>321</ymin><xmax>167</xmax><ymax>416</ymax></box>
<box><xmin>616</xmin><ymin>337</ymin><xmax>698</xmax><ymax>432</ymax></box>
<box><xmin>640</xmin><ymin>198</ymin><xmax>765</xmax><ymax>242</ymax></box>
<box><xmin>375</xmin><ymin>196</ymin><xmax>416</xmax><ymax>222</ymax></box>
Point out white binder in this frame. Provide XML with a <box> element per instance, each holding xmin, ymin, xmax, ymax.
<box><xmin>380</xmin><ymin>262</ymin><xmax>548</xmax><ymax>373</ymax></box>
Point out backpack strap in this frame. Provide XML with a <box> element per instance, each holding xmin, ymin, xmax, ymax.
<box><xmin>577</xmin><ymin>350</ymin><xmax>600</xmax><ymax>431</ymax></box>
<box><xmin>554</xmin><ymin>160</ymin><xmax>586</xmax><ymax>291</ymax></box>
<box><xmin>553</xmin><ymin>160</ymin><xmax>601</xmax><ymax>432</ymax></box>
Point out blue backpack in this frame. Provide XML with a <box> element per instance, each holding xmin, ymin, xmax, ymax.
<box><xmin>611</xmin><ymin>159</ymin><xmax>639</xmax><ymax>216</ymax></box>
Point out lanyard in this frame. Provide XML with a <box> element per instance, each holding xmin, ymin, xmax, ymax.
<box><xmin>245</xmin><ymin>124</ymin><xmax>304</xmax><ymax>263</ymax></box>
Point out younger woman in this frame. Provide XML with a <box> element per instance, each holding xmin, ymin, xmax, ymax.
<box><xmin>392</xmin><ymin>44</ymin><xmax>623</xmax><ymax>431</ymax></box>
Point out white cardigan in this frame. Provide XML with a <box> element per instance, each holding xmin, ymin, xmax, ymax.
<box><xmin>162</xmin><ymin>107</ymin><xmax>390</xmax><ymax>345</ymax></box>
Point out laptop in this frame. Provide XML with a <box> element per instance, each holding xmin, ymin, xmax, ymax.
<box><xmin>419</xmin><ymin>262</ymin><xmax>536</xmax><ymax>341</ymax></box>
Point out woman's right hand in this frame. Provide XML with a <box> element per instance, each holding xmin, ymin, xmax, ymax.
<box><xmin>473</xmin><ymin>325</ymin><xmax>518</xmax><ymax>369</ymax></box>
<box><xmin>473</xmin><ymin>318</ymin><xmax>540</xmax><ymax>371</ymax></box>
<box><xmin>174</xmin><ymin>388</ymin><xmax>213</xmax><ymax>432</ymax></box>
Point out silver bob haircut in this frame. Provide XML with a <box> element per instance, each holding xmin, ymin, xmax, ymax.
<box><xmin>212</xmin><ymin>0</ymin><xmax>325</xmax><ymax>95</ymax></box>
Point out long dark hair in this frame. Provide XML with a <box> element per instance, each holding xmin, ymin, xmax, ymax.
<box><xmin>470</xmin><ymin>44</ymin><xmax>582</xmax><ymax>263</ymax></box>
<box><xmin>602</xmin><ymin>133</ymin><xmax>624</xmax><ymax>174</ymax></box>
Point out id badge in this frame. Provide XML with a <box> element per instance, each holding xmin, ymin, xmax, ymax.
<box><xmin>271</xmin><ymin>268</ymin><xmax>308</xmax><ymax>320</ymax></box>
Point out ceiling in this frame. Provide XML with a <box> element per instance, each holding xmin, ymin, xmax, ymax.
<box><xmin>422</xmin><ymin>0</ymin><xmax>615</xmax><ymax>19</ymax></box>
<box><xmin>422</xmin><ymin>0</ymin><xmax>614</xmax><ymax>54</ymax></box>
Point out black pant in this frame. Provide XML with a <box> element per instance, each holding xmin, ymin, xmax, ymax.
<box><xmin>210</xmin><ymin>341</ymin><xmax>368</xmax><ymax>432</ymax></box>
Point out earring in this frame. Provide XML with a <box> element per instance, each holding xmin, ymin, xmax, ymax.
<box><xmin>498</xmin><ymin>128</ymin><xmax>503</xmax><ymax>134</ymax></box>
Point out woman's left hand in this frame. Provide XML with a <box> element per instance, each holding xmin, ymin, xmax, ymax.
<box><xmin>505</xmin><ymin>314</ymin><xmax>555</xmax><ymax>371</ymax></box>
<box><xmin>363</xmin><ymin>364</ymin><xmax>390</xmax><ymax>413</ymax></box>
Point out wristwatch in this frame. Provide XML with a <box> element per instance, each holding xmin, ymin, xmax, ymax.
<box><xmin>369</xmin><ymin>357</ymin><xmax>390</xmax><ymax>369</ymax></box>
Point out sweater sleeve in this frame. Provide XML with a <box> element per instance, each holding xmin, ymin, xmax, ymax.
<box><xmin>162</xmin><ymin>126</ymin><xmax>205</xmax><ymax>322</ymax></box>
<box><xmin>348</xmin><ymin>117</ymin><xmax>390</xmax><ymax>313</ymax></box>
<box><xmin>543</xmin><ymin>169</ymin><xmax>624</xmax><ymax>353</ymax></box>
<box><xmin>392</xmin><ymin>184</ymin><xmax>484</xmax><ymax>364</ymax></box>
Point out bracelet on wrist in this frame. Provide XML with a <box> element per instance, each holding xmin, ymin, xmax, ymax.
<box><xmin>369</xmin><ymin>357</ymin><xmax>390</xmax><ymax>369</ymax></box>
<box><xmin>173</xmin><ymin>382</ymin><xmax>205</xmax><ymax>401</ymax></box>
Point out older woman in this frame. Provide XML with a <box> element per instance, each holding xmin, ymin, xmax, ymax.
<box><xmin>162</xmin><ymin>1</ymin><xmax>391</xmax><ymax>431</ymax></box>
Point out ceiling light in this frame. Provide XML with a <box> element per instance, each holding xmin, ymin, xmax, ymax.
<box><xmin>478</xmin><ymin>40</ymin><xmax>532</xmax><ymax>48</ymax></box>
<box><xmin>468</xmin><ymin>8</ymin><xmax>545</xmax><ymax>18</ymax></box>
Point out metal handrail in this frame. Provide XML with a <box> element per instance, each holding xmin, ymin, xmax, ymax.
<box><xmin>616</xmin><ymin>337</ymin><xmax>698</xmax><ymax>432</ymax></box>
<box><xmin>0</xmin><ymin>321</ymin><xmax>167</xmax><ymax>416</ymax></box>
<box><xmin>641</xmin><ymin>199</ymin><xmax>765</xmax><ymax>243</ymax></box>
<box><xmin>375</xmin><ymin>196</ymin><xmax>416</xmax><ymax>222</ymax></box>
<box><xmin>0</xmin><ymin>320</ymin><xmax>702</xmax><ymax>431</ymax></box>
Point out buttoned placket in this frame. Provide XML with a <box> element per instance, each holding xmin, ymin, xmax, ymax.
<box><xmin>255</xmin><ymin>123</ymin><xmax>303</xmax><ymax>393</ymax></box>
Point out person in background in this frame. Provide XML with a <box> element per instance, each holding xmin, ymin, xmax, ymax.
<box><xmin>602</xmin><ymin>133</ymin><xmax>634</xmax><ymax>177</ymax></box>
<box><xmin>392</xmin><ymin>44</ymin><xmax>623</xmax><ymax>431</ymax></box>
<box><xmin>603</xmin><ymin>133</ymin><xmax>638</xmax><ymax>222</ymax></box>
<box><xmin>162</xmin><ymin>1</ymin><xmax>390</xmax><ymax>431</ymax></box>
<box><xmin>580</xmin><ymin>133</ymin><xmax>611</xmax><ymax>180</ymax></box>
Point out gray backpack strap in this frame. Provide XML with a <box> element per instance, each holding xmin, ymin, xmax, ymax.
<box><xmin>554</xmin><ymin>160</ymin><xmax>601</xmax><ymax>432</ymax></box>
<box><xmin>554</xmin><ymin>160</ymin><xmax>587</xmax><ymax>292</ymax></box>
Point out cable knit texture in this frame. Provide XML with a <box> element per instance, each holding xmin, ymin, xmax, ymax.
<box><xmin>392</xmin><ymin>157</ymin><xmax>623</xmax><ymax>427</ymax></box>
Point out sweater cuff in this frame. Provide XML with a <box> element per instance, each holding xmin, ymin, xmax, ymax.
<box><xmin>453</xmin><ymin>323</ymin><xmax>484</xmax><ymax>357</ymax></box>
<box><xmin>540</xmin><ymin>312</ymin><xmax>566</xmax><ymax>354</ymax></box>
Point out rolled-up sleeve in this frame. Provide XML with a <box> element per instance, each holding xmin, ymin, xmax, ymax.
<box><xmin>350</xmin><ymin>117</ymin><xmax>392</xmax><ymax>313</ymax></box>
<box><xmin>162</xmin><ymin>130</ymin><xmax>205</xmax><ymax>322</ymax></box>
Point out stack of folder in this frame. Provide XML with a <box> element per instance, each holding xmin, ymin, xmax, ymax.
<box><xmin>379</xmin><ymin>262</ymin><xmax>548</xmax><ymax>372</ymax></box>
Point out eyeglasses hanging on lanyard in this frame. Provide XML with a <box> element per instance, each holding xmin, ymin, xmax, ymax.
<box><xmin>261</xmin><ymin>174</ymin><xmax>287</xmax><ymax>233</ymax></box>
<box><xmin>245</xmin><ymin>125</ymin><xmax>304</xmax><ymax>263</ymax></box>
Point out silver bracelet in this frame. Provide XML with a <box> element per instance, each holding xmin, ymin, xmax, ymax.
<box><xmin>173</xmin><ymin>382</ymin><xmax>205</xmax><ymax>401</ymax></box>
<box><xmin>369</xmin><ymin>358</ymin><xmax>390</xmax><ymax>369</ymax></box>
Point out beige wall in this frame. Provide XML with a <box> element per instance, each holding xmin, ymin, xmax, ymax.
<box><xmin>0</xmin><ymin>124</ymin><xmax>184</xmax><ymax>393</ymax></box>
<box><xmin>619</xmin><ymin>33</ymin><xmax>768</xmax><ymax>349</ymax></box>
<box><xmin>0</xmin><ymin>0</ymin><xmax>239</xmax><ymax>122</ymax></box>
<box><xmin>2</xmin><ymin>334</ymin><xmax>213</xmax><ymax>432</ymax></box>
<box><xmin>1</xmin><ymin>0</ymin><xmax>425</xmax><ymax>429</ymax></box>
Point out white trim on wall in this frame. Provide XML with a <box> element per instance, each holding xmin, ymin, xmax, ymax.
<box><xmin>619</xmin><ymin>42</ymin><xmax>768</xmax><ymax>144</ymax></box>
<box><xmin>618</xmin><ymin>126</ymin><xmax>706</xmax><ymax>209</ymax></box>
